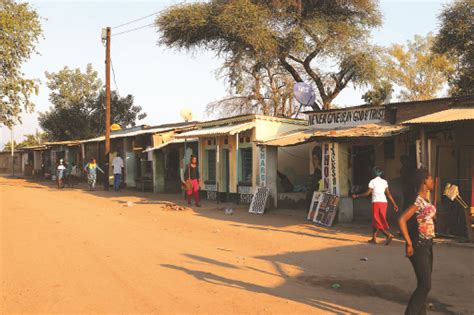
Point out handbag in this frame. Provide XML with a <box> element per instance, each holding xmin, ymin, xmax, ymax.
<box><xmin>182</xmin><ymin>164</ymin><xmax>193</xmax><ymax>191</ymax></box>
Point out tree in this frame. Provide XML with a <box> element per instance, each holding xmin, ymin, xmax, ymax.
<box><xmin>381</xmin><ymin>34</ymin><xmax>454</xmax><ymax>101</ymax></box>
<box><xmin>39</xmin><ymin>64</ymin><xmax>146</xmax><ymax>141</ymax></box>
<box><xmin>156</xmin><ymin>0</ymin><xmax>383</xmax><ymax>110</ymax></box>
<box><xmin>207</xmin><ymin>59</ymin><xmax>297</xmax><ymax>117</ymax></box>
<box><xmin>2</xmin><ymin>131</ymin><xmax>46</xmax><ymax>152</ymax></box>
<box><xmin>433</xmin><ymin>0</ymin><xmax>474</xmax><ymax>96</ymax></box>
<box><xmin>44</xmin><ymin>64</ymin><xmax>102</xmax><ymax>108</ymax></box>
<box><xmin>0</xmin><ymin>0</ymin><xmax>42</xmax><ymax>127</ymax></box>
<box><xmin>90</xmin><ymin>90</ymin><xmax>147</xmax><ymax>135</ymax></box>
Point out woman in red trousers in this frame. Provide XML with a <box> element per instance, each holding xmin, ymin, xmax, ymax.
<box><xmin>352</xmin><ymin>166</ymin><xmax>399</xmax><ymax>244</ymax></box>
<box><xmin>184</xmin><ymin>155</ymin><xmax>201</xmax><ymax>207</ymax></box>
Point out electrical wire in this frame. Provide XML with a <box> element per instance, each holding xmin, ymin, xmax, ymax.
<box><xmin>112</xmin><ymin>10</ymin><xmax>162</xmax><ymax>29</ymax></box>
<box><xmin>111</xmin><ymin>59</ymin><xmax>119</xmax><ymax>96</ymax></box>
<box><xmin>112</xmin><ymin>23</ymin><xmax>156</xmax><ymax>37</ymax></box>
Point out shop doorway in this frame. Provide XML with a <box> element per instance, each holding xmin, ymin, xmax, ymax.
<box><xmin>352</xmin><ymin>145</ymin><xmax>375</xmax><ymax>193</ymax></box>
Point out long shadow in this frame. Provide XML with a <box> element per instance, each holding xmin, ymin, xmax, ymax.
<box><xmin>160</xmin><ymin>244</ymin><xmax>458</xmax><ymax>315</ymax></box>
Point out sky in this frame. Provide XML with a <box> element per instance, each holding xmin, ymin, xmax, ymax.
<box><xmin>0</xmin><ymin>0</ymin><xmax>449</xmax><ymax>149</ymax></box>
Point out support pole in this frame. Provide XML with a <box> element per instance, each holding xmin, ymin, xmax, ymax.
<box><xmin>420</xmin><ymin>127</ymin><xmax>428</xmax><ymax>169</ymax></box>
<box><xmin>10</xmin><ymin>126</ymin><xmax>14</xmax><ymax>176</ymax></box>
<box><xmin>104</xmin><ymin>26</ymin><xmax>111</xmax><ymax>191</ymax></box>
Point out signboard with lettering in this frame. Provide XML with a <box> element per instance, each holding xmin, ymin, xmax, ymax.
<box><xmin>313</xmin><ymin>193</ymin><xmax>340</xmax><ymax>227</ymax></box>
<box><xmin>259</xmin><ymin>146</ymin><xmax>266</xmax><ymax>186</ymax></box>
<box><xmin>309</xmin><ymin>107</ymin><xmax>385</xmax><ymax>129</ymax></box>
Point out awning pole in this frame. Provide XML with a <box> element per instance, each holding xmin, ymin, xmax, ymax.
<box><xmin>236</xmin><ymin>133</ymin><xmax>239</xmax><ymax>196</ymax></box>
<box><xmin>216</xmin><ymin>136</ymin><xmax>220</xmax><ymax>204</ymax></box>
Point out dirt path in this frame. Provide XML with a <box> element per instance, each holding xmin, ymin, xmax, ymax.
<box><xmin>1</xmin><ymin>177</ymin><xmax>473</xmax><ymax>314</ymax></box>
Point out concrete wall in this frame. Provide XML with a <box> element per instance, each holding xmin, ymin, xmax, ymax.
<box><xmin>277</xmin><ymin>142</ymin><xmax>311</xmax><ymax>188</ymax></box>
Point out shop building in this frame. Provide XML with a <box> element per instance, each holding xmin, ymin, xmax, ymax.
<box><xmin>259</xmin><ymin>96</ymin><xmax>474</xmax><ymax>233</ymax></box>
<box><xmin>175</xmin><ymin>114</ymin><xmax>308</xmax><ymax>203</ymax></box>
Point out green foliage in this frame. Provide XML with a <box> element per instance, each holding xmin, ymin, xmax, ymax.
<box><xmin>381</xmin><ymin>34</ymin><xmax>454</xmax><ymax>101</ymax></box>
<box><xmin>45</xmin><ymin>64</ymin><xmax>102</xmax><ymax>108</ymax></box>
<box><xmin>156</xmin><ymin>0</ymin><xmax>382</xmax><ymax>110</ymax></box>
<box><xmin>2</xmin><ymin>131</ymin><xmax>46</xmax><ymax>152</ymax></box>
<box><xmin>433</xmin><ymin>0</ymin><xmax>474</xmax><ymax>96</ymax></box>
<box><xmin>38</xmin><ymin>65</ymin><xmax>146</xmax><ymax>141</ymax></box>
<box><xmin>0</xmin><ymin>0</ymin><xmax>42</xmax><ymax>127</ymax></box>
<box><xmin>362</xmin><ymin>80</ymin><xmax>393</xmax><ymax>106</ymax></box>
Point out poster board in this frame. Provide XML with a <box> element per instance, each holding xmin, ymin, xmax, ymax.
<box><xmin>313</xmin><ymin>193</ymin><xmax>340</xmax><ymax>227</ymax></box>
<box><xmin>307</xmin><ymin>191</ymin><xmax>323</xmax><ymax>221</ymax></box>
<box><xmin>249</xmin><ymin>187</ymin><xmax>270</xmax><ymax>214</ymax></box>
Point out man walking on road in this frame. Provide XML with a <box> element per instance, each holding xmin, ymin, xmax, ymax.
<box><xmin>112</xmin><ymin>154</ymin><xmax>124</xmax><ymax>191</ymax></box>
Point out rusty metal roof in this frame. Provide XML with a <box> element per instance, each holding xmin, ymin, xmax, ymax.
<box><xmin>403</xmin><ymin>108</ymin><xmax>474</xmax><ymax>125</ymax></box>
<box><xmin>176</xmin><ymin>122</ymin><xmax>256</xmax><ymax>138</ymax></box>
<box><xmin>259</xmin><ymin>124</ymin><xmax>409</xmax><ymax>147</ymax></box>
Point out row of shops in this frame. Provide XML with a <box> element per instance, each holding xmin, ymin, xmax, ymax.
<box><xmin>17</xmin><ymin>96</ymin><xmax>474</xmax><ymax>239</ymax></box>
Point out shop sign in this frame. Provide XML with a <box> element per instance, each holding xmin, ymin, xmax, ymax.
<box><xmin>330</xmin><ymin>143</ymin><xmax>339</xmax><ymax>195</ymax></box>
<box><xmin>322</xmin><ymin>143</ymin><xmax>339</xmax><ymax>195</ymax></box>
<box><xmin>259</xmin><ymin>146</ymin><xmax>266</xmax><ymax>186</ymax></box>
<box><xmin>309</xmin><ymin>106</ymin><xmax>385</xmax><ymax>129</ymax></box>
<box><xmin>322</xmin><ymin>143</ymin><xmax>330</xmax><ymax>190</ymax></box>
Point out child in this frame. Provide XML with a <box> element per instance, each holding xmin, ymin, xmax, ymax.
<box><xmin>352</xmin><ymin>166</ymin><xmax>399</xmax><ymax>244</ymax></box>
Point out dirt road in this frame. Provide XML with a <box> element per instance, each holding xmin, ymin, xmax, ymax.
<box><xmin>1</xmin><ymin>177</ymin><xmax>473</xmax><ymax>314</ymax></box>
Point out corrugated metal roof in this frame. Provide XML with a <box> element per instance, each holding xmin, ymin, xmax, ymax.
<box><xmin>260</xmin><ymin>124</ymin><xmax>410</xmax><ymax>147</ymax></box>
<box><xmin>143</xmin><ymin>138</ymin><xmax>198</xmax><ymax>153</ymax></box>
<box><xmin>44</xmin><ymin>140</ymin><xmax>81</xmax><ymax>146</ymax></box>
<box><xmin>403</xmin><ymin>108</ymin><xmax>474</xmax><ymax>124</ymax></box>
<box><xmin>197</xmin><ymin>114</ymin><xmax>306</xmax><ymax>128</ymax></box>
<box><xmin>176</xmin><ymin>122</ymin><xmax>255</xmax><ymax>138</ymax></box>
<box><xmin>80</xmin><ymin>126</ymin><xmax>178</xmax><ymax>143</ymax></box>
<box><xmin>20</xmin><ymin>145</ymin><xmax>48</xmax><ymax>151</ymax></box>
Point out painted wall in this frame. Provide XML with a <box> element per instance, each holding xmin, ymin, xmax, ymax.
<box><xmin>277</xmin><ymin>142</ymin><xmax>311</xmax><ymax>188</ymax></box>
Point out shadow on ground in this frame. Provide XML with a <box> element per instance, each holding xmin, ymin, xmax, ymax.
<box><xmin>162</xmin><ymin>245</ymin><xmax>455</xmax><ymax>315</ymax></box>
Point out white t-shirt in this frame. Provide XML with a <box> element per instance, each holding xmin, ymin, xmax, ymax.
<box><xmin>368</xmin><ymin>176</ymin><xmax>388</xmax><ymax>203</ymax></box>
<box><xmin>112</xmin><ymin>156</ymin><xmax>124</xmax><ymax>174</ymax></box>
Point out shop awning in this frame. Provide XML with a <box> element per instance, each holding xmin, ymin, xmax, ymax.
<box><xmin>403</xmin><ymin>108</ymin><xmax>474</xmax><ymax>125</ymax></box>
<box><xmin>176</xmin><ymin>122</ymin><xmax>255</xmax><ymax>138</ymax></box>
<box><xmin>260</xmin><ymin>124</ymin><xmax>410</xmax><ymax>147</ymax></box>
<box><xmin>143</xmin><ymin>138</ymin><xmax>198</xmax><ymax>153</ymax></box>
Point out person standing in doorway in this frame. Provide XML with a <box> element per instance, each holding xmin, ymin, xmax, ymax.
<box><xmin>84</xmin><ymin>158</ymin><xmax>104</xmax><ymax>191</ymax></box>
<box><xmin>398</xmin><ymin>168</ymin><xmax>436</xmax><ymax>315</ymax></box>
<box><xmin>112</xmin><ymin>154</ymin><xmax>124</xmax><ymax>191</ymax></box>
<box><xmin>184</xmin><ymin>155</ymin><xmax>201</xmax><ymax>207</ymax></box>
<box><xmin>352</xmin><ymin>166</ymin><xmax>399</xmax><ymax>244</ymax></box>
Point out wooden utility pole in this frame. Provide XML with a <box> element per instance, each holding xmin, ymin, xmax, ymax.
<box><xmin>104</xmin><ymin>27</ymin><xmax>111</xmax><ymax>191</ymax></box>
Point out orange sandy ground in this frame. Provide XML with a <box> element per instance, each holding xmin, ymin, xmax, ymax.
<box><xmin>1</xmin><ymin>176</ymin><xmax>473</xmax><ymax>314</ymax></box>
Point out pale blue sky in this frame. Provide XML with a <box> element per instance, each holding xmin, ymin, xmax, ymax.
<box><xmin>1</xmin><ymin>0</ymin><xmax>449</xmax><ymax>149</ymax></box>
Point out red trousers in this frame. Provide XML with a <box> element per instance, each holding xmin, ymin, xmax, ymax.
<box><xmin>187</xmin><ymin>179</ymin><xmax>200</xmax><ymax>205</ymax></box>
<box><xmin>372</xmin><ymin>202</ymin><xmax>389</xmax><ymax>230</ymax></box>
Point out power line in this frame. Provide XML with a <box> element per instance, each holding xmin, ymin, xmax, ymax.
<box><xmin>112</xmin><ymin>23</ymin><xmax>155</xmax><ymax>37</ymax></box>
<box><xmin>111</xmin><ymin>58</ymin><xmax>119</xmax><ymax>96</ymax></box>
<box><xmin>112</xmin><ymin>10</ymin><xmax>162</xmax><ymax>29</ymax></box>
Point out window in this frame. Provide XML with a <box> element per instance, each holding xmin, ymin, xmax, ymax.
<box><xmin>206</xmin><ymin>149</ymin><xmax>216</xmax><ymax>182</ymax></box>
<box><xmin>240</xmin><ymin>148</ymin><xmax>253</xmax><ymax>184</ymax></box>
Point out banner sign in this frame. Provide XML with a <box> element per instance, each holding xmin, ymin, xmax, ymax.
<box><xmin>309</xmin><ymin>107</ymin><xmax>385</xmax><ymax>129</ymax></box>
<box><xmin>259</xmin><ymin>146</ymin><xmax>266</xmax><ymax>186</ymax></box>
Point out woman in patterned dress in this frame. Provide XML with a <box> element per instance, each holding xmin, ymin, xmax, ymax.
<box><xmin>398</xmin><ymin>168</ymin><xmax>436</xmax><ymax>315</ymax></box>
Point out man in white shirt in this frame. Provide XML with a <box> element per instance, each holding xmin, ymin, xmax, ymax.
<box><xmin>112</xmin><ymin>154</ymin><xmax>124</xmax><ymax>191</ymax></box>
<box><xmin>352</xmin><ymin>166</ymin><xmax>398</xmax><ymax>245</ymax></box>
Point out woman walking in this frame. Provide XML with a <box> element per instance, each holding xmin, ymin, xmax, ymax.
<box><xmin>398</xmin><ymin>168</ymin><xmax>436</xmax><ymax>315</ymax></box>
<box><xmin>352</xmin><ymin>166</ymin><xmax>399</xmax><ymax>244</ymax></box>
<box><xmin>184</xmin><ymin>155</ymin><xmax>201</xmax><ymax>207</ymax></box>
<box><xmin>84</xmin><ymin>158</ymin><xmax>104</xmax><ymax>191</ymax></box>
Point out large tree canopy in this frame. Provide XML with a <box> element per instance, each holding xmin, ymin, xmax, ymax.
<box><xmin>39</xmin><ymin>64</ymin><xmax>146</xmax><ymax>141</ymax></box>
<box><xmin>433</xmin><ymin>0</ymin><xmax>474</xmax><ymax>96</ymax></box>
<box><xmin>381</xmin><ymin>34</ymin><xmax>454</xmax><ymax>102</ymax></box>
<box><xmin>156</xmin><ymin>0</ymin><xmax>383</xmax><ymax>110</ymax></box>
<box><xmin>0</xmin><ymin>0</ymin><xmax>42</xmax><ymax>127</ymax></box>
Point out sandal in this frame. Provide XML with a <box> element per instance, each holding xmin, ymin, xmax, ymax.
<box><xmin>385</xmin><ymin>235</ymin><xmax>393</xmax><ymax>245</ymax></box>
<box><xmin>368</xmin><ymin>238</ymin><xmax>377</xmax><ymax>244</ymax></box>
